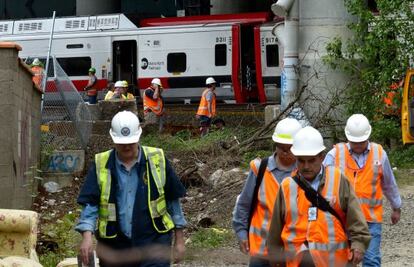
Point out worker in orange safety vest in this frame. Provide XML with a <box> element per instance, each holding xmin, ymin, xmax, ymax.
<box><xmin>143</xmin><ymin>78</ymin><xmax>164</xmax><ymax>132</ymax></box>
<box><xmin>232</xmin><ymin>118</ymin><xmax>302</xmax><ymax>267</ymax></box>
<box><xmin>323</xmin><ymin>114</ymin><xmax>402</xmax><ymax>267</ymax></box>
<box><xmin>268</xmin><ymin>126</ymin><xmax>371</xmax><ymax>267</ymax></box>
<box><xmin>84</xmin><ymin>67</ymin><xmax>98</xmax><ymax>104</ymax></box>
<box><xmin>196</xmin><ymin>77</ymin><xmax>217</xmax><ymax>136</ymax></box>
<box><xmin>30</xmin><ymin>58</ymin><xmax>44</xmax><ymax>90</ymax></box>
<box><xmin>383</xmin><ymin>78</ymin><xmax>404</xmax><ymax>117</ymax></box>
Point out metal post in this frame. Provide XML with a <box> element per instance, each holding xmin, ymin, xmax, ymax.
<box><xmin>42</xmin><ymin>11</ymin><xmax>56</xmax><ymax>92</ymax></box>
<box><xmin>40</xmin><ymin>11</ymin><xmax>56</xmax><ymax>113</ymax></box>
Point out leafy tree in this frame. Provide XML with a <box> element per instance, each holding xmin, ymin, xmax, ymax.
<box><xmin>324</xmin><ymin>0</ymin><xmax>414</xmax><ymax>142</ymax></box>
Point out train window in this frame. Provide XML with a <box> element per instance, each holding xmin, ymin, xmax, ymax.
<box><xmin>66</xmin><ymin>44</ymin><xmax>84</xmax><ymax>49</ymax></box>
<box><xmin>266</xmin><ymin>44</ymin><xmax>279</xmax><ymax>67</ymax></box>
<box><xmin>57</xmin><ymin>57</ymin><xmax>91</xmax><ymax>76</ymax></box>
<box><xmin>167</xmin><ymin>53</ymin><xmax>187</xmax><ymax>73</ymax></box>
<box><xmin>215</xmin><ymin>44</ymin><xmax>227</xmax><ymax>66</ymax></box>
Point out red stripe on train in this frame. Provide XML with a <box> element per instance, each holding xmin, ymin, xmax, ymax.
<box><xmin>45</xmin><ymin>79</ymin><xmax>108</xmax><ymax>92</ymax></box>
<box><xmin>140</xmin><ymin>12</ymin><xmax>272</xmax><ymax>27</ymax></box>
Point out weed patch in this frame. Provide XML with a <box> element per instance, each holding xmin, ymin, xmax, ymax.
<box><xmin>188</xmin><ymin>228</ymin><xmax>234</xmax><ymax>249</ymax></box>
<box><xmin>388</xmin><ymin>145</ymin><xmax>414</xmax><ymax>169</ymax></box>
<box><xmin>39</xmin><ymin>212</ymin><xmax>81</xmax><ymax>267</ymax></box>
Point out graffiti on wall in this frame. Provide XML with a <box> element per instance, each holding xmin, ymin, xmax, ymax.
<box><xmin>45</xmin><ymin>151</ymin><xmax>84</xmax><ymax>173</ymax></box>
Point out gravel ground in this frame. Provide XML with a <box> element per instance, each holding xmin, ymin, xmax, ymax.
<box><xmin>178</xmin><ymin>185</ymin><xmax>414</xmax><ymax>267</ymax></box>
<box><xmin>381</xmin><ymin>185</ymin><xmax>414</xmax><ymax>267</ymax></box>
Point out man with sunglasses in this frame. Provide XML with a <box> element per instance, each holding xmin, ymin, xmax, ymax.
<box><xmin>323</xmin><ymin>114</ymin><xmax>402</xmax><ymax>267</ymax></box>
<box><xmin>232</xmin><ymin>118</ymin><xmax>302</xmax><ymax>267</ymax></box>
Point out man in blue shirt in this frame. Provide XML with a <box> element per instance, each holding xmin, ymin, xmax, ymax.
<box><xmin>76</xmin><ymin>111</ymin><xmax>187</xmax><ymax>266</ymax></box>
<box><xmin>323</xmin><ymin>114</ymin><xmax>402</xmax><ymax>267</ymax></box>
<box><xmin>232</xmin><ymin>118</ymin><xmax>302</xmax><ymax>267</ymax></box>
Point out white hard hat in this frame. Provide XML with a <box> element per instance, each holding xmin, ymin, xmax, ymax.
<box><xmin>272</xmin><ymin>118</ymin><xmax>302</xmax><ymax>144</ymax></box>
<box><xmin>32</xmin><ymin>58</ymin><xmax>41</xmax><ymax>66</ymax></box>
<box><xmin>344</xmin><ymin>114</ymin><xmax>371</xmax><ymax>142</ymax></box>
<box><xmin>109</xmin><ymin>111</ymin><xmax>142</xmax><ymax>144</ymax></box>
<box><xmin>114</xmin><ymin>81</ymin><xmax>124</xmax><ymax>87</ymax></box>
<box><xmin>151</xmin><ymin>78</ymin><xmax>162</xmax><ymax>87</ymax></box>
<box><xmin>206</xmin><ymin>77</ymin><xmax>216</xmax><ymax>85</ymax></box>
<box><xmin>290</xmin><ymin>126</ymin><xmax>326</xmax><ymax>156</ymax></box>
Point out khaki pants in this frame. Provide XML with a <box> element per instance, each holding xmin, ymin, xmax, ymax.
<box><xmin>144</xmin><ymin>112</ymin><xmax>164</xmax><ymax>132</ymax></box>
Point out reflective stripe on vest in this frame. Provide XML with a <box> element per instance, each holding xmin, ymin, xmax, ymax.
<box><xmin>280</xmin><ymin>167</ymin><xmax>349</xmax><ymax>267</ymax></box>
<box><xmin>143</xmin><ymin>88</ymin><xmax>163</xmax><ymax>115</ymax></box>
<box><xmin>96</xmin><ymin>150</ymin><xmax>117</xmax><ymax>238</ymax></box>
<box><xmin>31</xmin><ymin>66</ymin><xmax>44</xmax><ymax>88</ymax></box>
<box><xmin>142</xmin><ymin>146</ymin><xmax>175</xmax><ymax>233</ymax></box>
<box><xmin>121</xmin><ymin>93</ymin><xmax>134</xmax><ymax>100</ymax></box>
<box><xmin>95</xmin><ymin>147</ymin><xmax>174</xmax><ymax>239</ymax></box>
<box><xmin>196</xmin><ymin>89</ymin><xmax>216</xmax><ymax>117</ymax></box>
<box><xmin>335</xmin><ymin>143</ymin><xmax>383</xmax><ymax>222</ymax></box>
<box><xmin>248</xmin><ymin>158</ymin><xmax>280</xmax><ymax>257</ymax></box>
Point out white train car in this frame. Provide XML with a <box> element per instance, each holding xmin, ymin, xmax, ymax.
<box><xmin>0</xmin><ymin>14</ymin><xmax>138</xmax><ymax>93</ymax></box>
<box><xmin>136</xmin><ymin>23</ymin><xmax>234</xmax><ymax>102</ymax></box>
<box><xmin>0</xmin><ymin>12</ymin><xmax>282</xmax><ymax>103</ymax></box>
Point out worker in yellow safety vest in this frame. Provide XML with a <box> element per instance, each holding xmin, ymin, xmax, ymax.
<box><xmin>323</xmin><ymin>114</ymin><xmax>402</xmax><ymax>267</ymax></box>
<box><xmin>196</xmin><ymin>77</ymin><xmax>217</xmax><ymax>136</ymax></box>
<box><xmin>75</xmin><ymin>111</ymin><xmax>187</xmax><ymax>266</ymax></box>
<box><xmin>232</xmin><ymin>118</ymin><xmax>302</xmax><ymax>267</ymax></box>
<box><xmin>105</xmin><ymin>81</ymin><xmax>134</xmax><ymax>100</ymax></box>
<box><xmin>268</xmin><ymin>126</ymin><xmax>371</xmax><ymax>267</ymax></box>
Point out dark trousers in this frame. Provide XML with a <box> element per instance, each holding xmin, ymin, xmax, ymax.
<box><xmin>249</xmin><ymin>256</ymin><xmax>272</xmax><ymax>267</ymax></box>
<box><xmin>88</xmin><ymin>94</ymin><xmax>97</xmax><ymax>104</ymax></box>
<box><xmin>97</xmin><ymin>233</ymin><xmax>171</xmax><ymax>267</ymax></box>
<box><xmin>298</xmin><ymin>251</ymin><xmax>315</xmax><ymax>267</ymax></box>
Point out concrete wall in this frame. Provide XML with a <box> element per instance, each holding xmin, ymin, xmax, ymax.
<box><xmin>0</xmin><ymin>43</ymin><xmax>42</xmax><ymax>209</ymax></box>
<box><xmin>0</xmin><ymin>0</ymin><xmax>75</xmax><ymax>20</ymax></box>
<box><xmin>76</xmin><ymin>0</ymin><xmax>120</xmax><ymax>15</ymax></box>
<box><xmin>297</xmin><ymin>0</ymin><xmax>356</xmax><ymax>127</ymax></box>
<box><xmin>210</xmin><ymin>0</ymin><xmax>249</xmax><ymax>15</ymax></box>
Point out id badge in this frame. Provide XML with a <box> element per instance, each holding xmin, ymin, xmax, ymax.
<box><xmin>108</xmin><ymin>203</ymin><xmax>117</xmax><ymax>221</ymax></box>
<box><xmin>308</xmin><ymin>207</ymin><xmax>318</xmax><ymax>221</ymax></box>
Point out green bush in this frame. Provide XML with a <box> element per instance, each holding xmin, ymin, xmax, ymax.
<box><xmin>39</xmin><ymin>212</ymin><xmax>81</xmax><ymax>267</ymax></box>
<box><xmin>141</xmin><ymin>127</ymin><xmax>244</xmax><ymax>153</ymax></box>
<box><xmin>370</xmin><ymin>118</ymin><xmax>401</xmax><ymax>145</ymax></box>
<box><xmin>189</xmin><ymin>227</ymin><xmax>233</xmax><ymax>249</ymax></box>
<box><xmin>39</xmin><ymin>251</ymin><xmax>62</xmax><ymax>267</ymax></box>
<box><xmin>388</xmin><ymin>145</ymin><xmax>414</xmax><ymax>168</ymax></box>
<box><xmin>241</xmin><ymin>149</ymin><xmax>273</xmax><ymax>168</ymax></box>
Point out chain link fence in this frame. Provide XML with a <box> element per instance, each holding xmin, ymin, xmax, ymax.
<box><xmin>25</xmin><ymin>57</ymin><xmax>93</xmax><ymax>167</ymax></box>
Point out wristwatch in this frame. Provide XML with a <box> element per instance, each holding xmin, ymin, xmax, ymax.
<box><xmin>393</xmin><ymin>207</ymin><xmax>401</xmax><ymax>212</ymax></box>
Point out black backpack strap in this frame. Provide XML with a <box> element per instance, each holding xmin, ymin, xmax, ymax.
<box><xmin>248</xmin><ymin>157</ymin><xmax>269</xmax><ymax>227</ymax></box>
<box><xmin>292</xmin><ymin>175</ymin><xmax>347</xmax><ymax>232</ymax></box>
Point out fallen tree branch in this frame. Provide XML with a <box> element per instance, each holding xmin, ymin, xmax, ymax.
<box><xmin>227</xmin><ymin>83</ymin><xmax>308</xmax><ymax>153</ymax></box>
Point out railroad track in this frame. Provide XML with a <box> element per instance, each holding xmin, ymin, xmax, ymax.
<box><xmin>163</xmin><ymin>103</ymin><xmax>267</xmax><ymax>115</ymax></box>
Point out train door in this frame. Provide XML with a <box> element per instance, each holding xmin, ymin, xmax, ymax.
<box><xmin>257</xmin><ymin>25</ymin><xmax>281</xmax><ymax>104</ymax></box>
<box><xmin>239</xmin><ymin>24</ymin><xmax>258</xmax><ymax>102</ymax></box>
<box><xmin>401</xmin><ymin>69</ymin><xmax>414</xmax><ymax>144</ymax></box>
<box><xmin>112</xmin><ymin>40</ymin><xmax>137</xmax><ymax>93</ymax></box>
<box><xmin>231</xmin><ymin>24</ymin><xmax>244</xmax><ymax>103</ymax></box>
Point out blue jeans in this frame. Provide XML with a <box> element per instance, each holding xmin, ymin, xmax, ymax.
<box><xmin>363</xmin><ymin>222</ymin><xmax>382</xmax><ymax>267</ymax></box>
<box><xmin>88</xmin><ymin>94</ymin><xmax>97</xmax><ymax>104</ymax></box>
<box><xmin>249</xmin><ymin>256</ymin><xmax>271</xmax><ymax>267</ymax></box>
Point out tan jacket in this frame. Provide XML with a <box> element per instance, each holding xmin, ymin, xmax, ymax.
<box><xmin>267</xmin><ymin>167</ymin><xmax>371</xmax><ymax>263</ymax></box>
